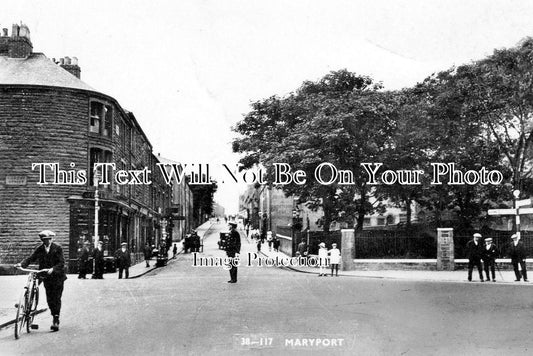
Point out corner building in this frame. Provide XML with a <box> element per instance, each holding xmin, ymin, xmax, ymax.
<box><xmin>0</xmin><ymin>24</ymin><xmax>173</xmax><ymax>271</ymax></box>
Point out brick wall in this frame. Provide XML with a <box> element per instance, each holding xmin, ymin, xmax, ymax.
<box><xmin>7</xmin><ymin>37</ymin><xmax>32</xmax><ymax>58</ymax></box>
<box><xmin>0</xmin><ymin>85</ymin><xmax>174</xmax><ymax>271</ymax></box>
<box><xmin>0</xmin><ymin>87</ymin><xmax>89</xmax><ymax>264</ymax></box>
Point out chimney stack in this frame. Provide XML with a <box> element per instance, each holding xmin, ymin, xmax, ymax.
<box><xmin>1</xmin><ymin>22</ymin><xmax>33</xmax><ymax>58</ymax></box>
<box><xmin>59</xmin><ymin>56</ymin><xmax>82</xmax><ymax>79</ymax></box>
<box><xmin>0</xmin><ymin>27</ymin><xmax>8</xmax><ymax>55</ymax></box>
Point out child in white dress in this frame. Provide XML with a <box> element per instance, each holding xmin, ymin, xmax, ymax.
<box><xmin>329</xmin><ymin>243</ymin><xmax>341</xmax><ymax>276</ymax></box>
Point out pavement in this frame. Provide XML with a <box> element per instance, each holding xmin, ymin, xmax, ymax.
<box><xmin>0</xmin><ymin>220</ymin><xmax>214</xmax><ymax>330</ymax></box>
<box><xmin>250</xmin><ymin>236</ymin><xmax>533</xmax><ymax>285</ymax></box>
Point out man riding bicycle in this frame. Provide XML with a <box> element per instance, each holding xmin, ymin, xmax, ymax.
<box><xmin>15</xmin><ymin>230</ymin><xmax>67</xmax><ymax>331</ymax></box>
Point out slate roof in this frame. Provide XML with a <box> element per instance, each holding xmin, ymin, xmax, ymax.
<box><xmin>0</xmin><ymin>52</ymin><xmax>95</xmax><ymax>91</ymax></box>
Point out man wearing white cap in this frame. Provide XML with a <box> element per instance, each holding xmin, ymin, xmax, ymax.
<box><xmin>482</xmin><ymin>238</ymin><xmax>498</xmax><ymax>282</ymax></box>
<box><xmin>466</xmin><ymin>233</ymin><xmax>484</xmax><ymax>282</ymax></box>
<box><xmin>509</xmin><ymin>234</ymin><xmax>528</xmax><ymax>282</ymax></box>
<box><xmin>15</xmin><ymin>230</ymin><xmax>67</xmax><ymax>331</ymax></box>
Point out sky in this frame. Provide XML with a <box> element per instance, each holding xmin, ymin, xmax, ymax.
<box><xmin>2</xmin><ymin>0</ymin><xmax>533</xmax><ymax>214</ymax></box>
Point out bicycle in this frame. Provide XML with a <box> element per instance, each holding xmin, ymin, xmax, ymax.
<box><xmin>13</xmin><ymin>266</ymin><xmax>47</xmax><ymax>339</ymax></box>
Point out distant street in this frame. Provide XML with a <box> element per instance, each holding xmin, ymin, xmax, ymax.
<box><xmin>1</xmin><ymin>222</ymin><xmax>533</xmax><ymax>355</ymax></box>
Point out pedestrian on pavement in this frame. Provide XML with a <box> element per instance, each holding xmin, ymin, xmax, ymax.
<box><xmin>260</xmin><ymin>228</ymin><xmax>266</xmax><ymax>244</ymax></box>
<box><xmin>183</xmin><ymin>233</ymin><xmax>191</xmax><ymax>253</ymax></box>
<box><xmin>191</xmin><ymin>230</ymin><xmax>201</xmax><ymax>252</ymax></box>
<box><xmin>297</xmin><ymin>239</ymin><xmax>308</xmax><ymax>259</ymax></box>
<box><xmin>78</xmin><ymin>241</ymin><xmax>90</xmax><ymax>279</ymax></box>
<box><xmin>256</xmin><ymin>238</ymin><xmax>262</xmax><ymax>253</ymax></box>
<box><xmin>114</xmin><ymin>242</ymin><xmax>131</xmax><ymax>279</ymax></box>
<box><xmin>482</xmin><ymin>238</ymin><xmax>499</xmax><ymax>282</ymax></box>
<box><xmin>173</xmin><ymin>243</ymin><xmax>178</xmax><ymax>258</ymax></box>
<box><xmin>329</xmin><ymin>243</ymin><xmax>341</xmax><ymax>277</ymax></box>
<box><xmin>92</xmin><ymin>240</ymin><xmax>105</xmax><ymax>279</ymax></box>
<box><xmin>318</xmin><ymin>242</ymin><xmax>328</xmax><ymax>276</ymax></box>
<box><xmin>267</xmin><ymin>231</ymin><xmax>273</xmax><ymax>252</ymax></box>
<box><xmin>143</xmin><ymin>242</ymin><xmax>152</xmax><ymax>267</ymax></box>
<box><xmin>272</xmin><ymin>236</ymin><xmax>279</xmax><ymax>252</ymax></box>
<box><xmin>509</xmin><ymin>234</ymin><xmax>528</xmax><ymax>282</ymax></box>
<box><xmin>15</xmin><ymin>230</ymin><xmax>67</xmax><ymax>332</ymax></box>
<box><xmin>226</xmin><ymin>221</ymin><xmax>241</xmax><ymax>283</ymax></box>
<box><xmin>466</xmin><ymin>233</ymin><xmax>484</xmax><ymax>282</ymax></box>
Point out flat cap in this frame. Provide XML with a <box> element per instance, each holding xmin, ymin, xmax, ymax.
<box><xmin>38</xmin><ymin>230</ymin><xmax>55</xmax><ymax>238</ymax></box>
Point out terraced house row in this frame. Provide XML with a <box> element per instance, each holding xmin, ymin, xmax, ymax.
<box><xmin>0</xmin><ymin>23</ymin><xmax>191</xmax><ymax>272</ymax></box>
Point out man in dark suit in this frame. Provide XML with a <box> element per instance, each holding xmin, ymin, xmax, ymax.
<box><xmin>482</xmin><ymin>237</ymin><xmax>499</xmax><ymax>282</ymax></box>
<box><xmin>114</xmin><ymin>242</ymin><xmax>132</xmax><ymax>279</ymax></box>
<box><xmin>466</xmin><ymin>233</ymin><xmax>484</xmax><ymax>282</ymax></box>
<box><xmin>190</xmin><ymin>230</ymin><xmax>200</xmax><ymax>252</ymax></box>
<box><xmin>15</xmin><ymin>230</ymin><xmax>67</xmax><ymax>331</ymax></box>
<box><xmin>509</xmin><ymin>234</ymin><xmax>528</xmax><ymax>282</ymax></box>
<box><xmin>78</xmin><ymin>241</ymin><xmax>90</xmax><ymax>279</ymax></box>
<box><xmin>92</xmin><ymin>240</ymin><xmax>105</xmax><ymax>279</ymax></box>
<box><xmin>143</xmin><ymin>242</ymin><xmax>152</xmax><ymax>267</ymax></box>
<box><xmin>226</xmin><ymin>221</ymin><xmax>241</xmax><ymax>283</ymax></box>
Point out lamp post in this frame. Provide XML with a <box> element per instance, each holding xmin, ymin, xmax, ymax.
<box><xmin>93</xmin><ymin>169</ymin><xmax>101</xmax><ymax>277</ymax></box>
<box><xmin>93</xmin><ymin>170</ymin><xmax>101</xmax><ymax>248</ymax></box>
<box><xmin>513</xmin><ymin>189</ymin><xmax>521</xmax><ymax>240</ymax></box>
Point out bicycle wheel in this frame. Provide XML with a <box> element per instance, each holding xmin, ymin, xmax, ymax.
<box><xmin>14</xmin><ymin>291</ymin><xmax>28</xmax><ymax>339</ymax></box>
<box><xmin>26</xmin><ymin>283</ymin><xmax>39</xmax><ymax>333</ymax></box>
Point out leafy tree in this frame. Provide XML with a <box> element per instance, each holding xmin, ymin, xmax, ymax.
<box><xmin>233</xmin><ymin>70</ymin><xmax>395</xmax><ymax>231</ymax></box>
<box><xmin>451</xmin><ymin>38</ymin><xmax>533</xmax><ymax>194</ymax></box>
<box><xmin>404</xmin><ymin>66</ymin><xmax>512</xmax><ymax>229</ymax></box>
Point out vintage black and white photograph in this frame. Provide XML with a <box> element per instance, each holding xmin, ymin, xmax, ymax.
<box><xmin>1</xmin><ymin>1</ymin><xmax>533</xmax><ymax>355</ymax></box>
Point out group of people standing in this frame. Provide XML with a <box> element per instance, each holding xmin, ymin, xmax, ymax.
<box><xmin>252</xmin><ymin>230</ymin><xmax>280</xmax><ymax>253</ymax></box>
<box><xmin>467</xmin><ymin>232</ymin><xmax>528</xmax><ymax>282</ymax></box>
<box><xmin>77</xmin><ymin>240</ymin><xmax>131</xmax><ymax>279</ymax></box>
<box><xmin>318</xmin><ymin>242</ymin><xmax>341</xmax><ymax>277</ymax></box>
<box><xmin>183</xmin><ymin>230</ymin><xmax>202</xmax><ymax>253</ymax></box>
<box><xmin>296</xmin><ymin>239</ymin><xmax>341</xmax><ymax>276</ymax></box>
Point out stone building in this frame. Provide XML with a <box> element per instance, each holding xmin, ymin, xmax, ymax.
<box><xmin>157</xmin><ymin>155</ymin><xmax>194</xmax><ymax>242</ymax></box>
<box><xmin>0</xmin><ymin>24</ymin><xmax>173</xmax><ymax>271</ymax></box>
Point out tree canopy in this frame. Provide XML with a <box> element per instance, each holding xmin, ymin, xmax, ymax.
<box><xmin>233</xmin><ymin>39</ymin><xmax>533</xmax><ymax>231</ymax></box>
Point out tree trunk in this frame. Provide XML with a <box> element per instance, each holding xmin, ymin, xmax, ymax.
<box><xmin>356</xmin><ymin>189</ymin><xmax>367</xmax><ymax>231</ymax></box>
<box><xmin>322</xmin><ymin>195</ymin><xmax>332</xmax><ymax>232</ymax></box>
<box><xmin>404</xmin><ymin>197</ymin><xmax>412</xmax><ymax>227</ymax></box>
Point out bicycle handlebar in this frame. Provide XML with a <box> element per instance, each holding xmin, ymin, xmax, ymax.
<box><xmin>15</xmin><ymin>266</ymin><xmax>49</xmax><ymax>273</ymax></box>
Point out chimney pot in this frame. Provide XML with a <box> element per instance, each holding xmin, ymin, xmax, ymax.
<box><xmin>64</xmin><ymin>56</ymin><xmax>71</xmax><ymax>65</ymax></box>
<box><xmin>2</xmin><ymin>28</ymin><xmax>7</xmax><ymax>36</ymax></box>
<box><xmin>59</xmin><ymin>57</ymin><xmax>64</xmax><ymax>65</ymax></box>
<box><xmin>18</xmin><ymin>24</ymin><xmax>30</xmax><ymax>39</ymax></box>
<box><xmin>11</xmin><ymin>24</ymin><xmax>19</xmax><ymax>37</ymax></box>
<box><xmin>71</xmin><ymin>56</ymin><xmax>78</xmax><ymax>65</ymax></box>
